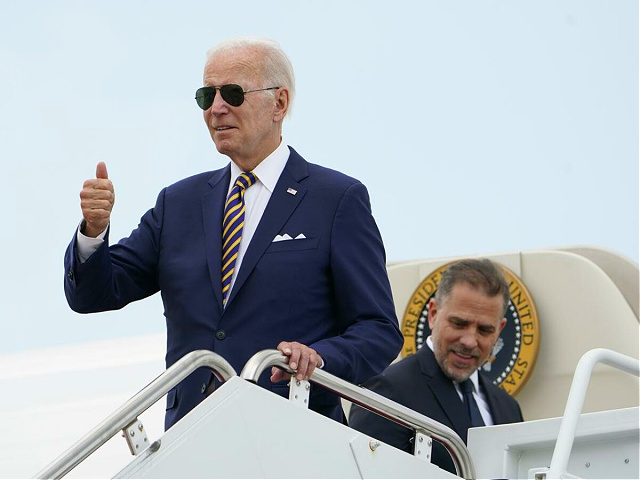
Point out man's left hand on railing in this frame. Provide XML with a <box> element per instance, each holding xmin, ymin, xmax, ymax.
<box><xmin>270</xmin><ymin>341</ymin><xmax>323</xmax><ymax>382</ymax></box>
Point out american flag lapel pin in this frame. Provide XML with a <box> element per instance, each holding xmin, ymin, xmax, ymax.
<box><xmin>286</xmin><ymin>187</ymin><xmax>297</xmax><ymax>195</ymax></box>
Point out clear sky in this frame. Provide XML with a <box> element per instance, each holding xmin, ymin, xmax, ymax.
<box><xmin>0</xmin><ymin>1</ymin><xmax>637</xmax><ymax>354</ymax></box>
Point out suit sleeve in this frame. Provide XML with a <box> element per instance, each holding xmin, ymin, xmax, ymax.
<box><xmin>64</xmin><ymin>189</ymin><xmax>166</xmax><ymax>313</ymax></box>
<box><xmin>310</xmin><ymin>181</ymin><xmax>403</xmax><ymax>384</ymax></box>
<box><xmin>348</xmin><ymin>373</ymin><xmax>414</xmax><ymax>453</ymax></box>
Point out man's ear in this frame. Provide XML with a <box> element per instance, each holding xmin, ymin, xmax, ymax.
<box><xmin>498</xmin><ymin>317</ymin><xmax>507</xmax><ymax>333</ymax></box>
<box><xmin>427</xmin><ymin>298</ymin><xmax>438</xmax><ymax>330</ymax></box>
<box><xmin>273</xmin><ymin>88</ymin><xmax>289</xmax><ymax>122</ymax></box>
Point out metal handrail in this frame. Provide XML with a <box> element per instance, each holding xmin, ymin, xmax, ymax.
<box><xmin>34</xmin><ymin>350</ymin><xmax>236</xmax><ymax>479</ymax></box>
<box><xmin>240</xmin><ymin>349</ymin><xmax>476</xmax><ymax>480</ymax></box>
<box><xmin>548</xmin><ymin>348</ymin><xmax>640</xmax><ymax>479</ymax></box>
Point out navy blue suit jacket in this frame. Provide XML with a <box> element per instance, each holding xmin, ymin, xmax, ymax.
<box><xmin>348</xmin><ymin>346</ymin><xmax>523</xmax><ymax>474</ymax></box>
<box><xmin>64</xmin><ymin>147</ymin><xmax>402</xmax><ymax>430</ymax></box>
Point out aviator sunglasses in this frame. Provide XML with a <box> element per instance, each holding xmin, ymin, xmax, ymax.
<box><xmin>195</xmin><ymin>84</ymin><xmax>280</xmax><ymax>109</ymax></box>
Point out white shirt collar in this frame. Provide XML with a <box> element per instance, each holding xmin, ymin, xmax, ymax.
<box><xmin>228</xmin><ymin>139</ymin><xmax>290</xmax><ymax>193</ymax></box>
<box><xmin>426</xmin><ymin>336</ymin><xmax>481</xmax><ymax>393</ymax></box>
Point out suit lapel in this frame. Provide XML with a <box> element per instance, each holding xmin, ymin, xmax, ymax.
<box><xmin>419</xmin><ymin>347</ymin><xmax>472</xmax><ymax>442</ymax></box>
<box><xmin>479</xmin><ymin>374</ymin><xmax>505</xmax><ymax>424</ymax></box>
<box><xmin>202</xmin><ymin>166</ymin><xmax>231</xmax><ymax>313</ymax></box>
<box><xmin>225</xmin><ymin>149</ymin><xmax>309</xmax><ymax>307</ymax></box>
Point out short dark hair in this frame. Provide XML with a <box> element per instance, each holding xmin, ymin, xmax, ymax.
<box><xmin>435</xmin><ymin>259</ymin><xmax>510</xmax><ymax>315</ymax></box>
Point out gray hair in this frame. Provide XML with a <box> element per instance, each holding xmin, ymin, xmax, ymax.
<box><xmin>435</xmin><ymin>258</ymin><xmax>510</xmax><ymax>316</ymax></box>
<box><xmin>206</xmin><ymin>38</ymin><xmax>296</xmax><ymax>115</ymax></box>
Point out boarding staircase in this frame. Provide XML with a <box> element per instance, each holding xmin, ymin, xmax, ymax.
<box><xmin>34</xmin><ymin>347</ymin><xmax>639</xmax><ymax>479</ymax></box>
<box><xmin>33</xmin><ymin>247</ymin><xmax>640</xmax><ymax>478</ymax></box>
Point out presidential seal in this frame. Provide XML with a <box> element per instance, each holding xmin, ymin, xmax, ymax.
<box><xmin>400</xmin><ymin>262</ymin><xmax>540</xmax><ymax>396</ymax></box>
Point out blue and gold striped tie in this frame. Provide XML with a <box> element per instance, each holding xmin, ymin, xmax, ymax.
<box><xmin>221</xmin><ymin>171</ymin><xmax>257</xmax><ymax>305</ymax></box>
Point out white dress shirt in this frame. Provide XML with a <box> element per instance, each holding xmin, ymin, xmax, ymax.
<box><xmin>76</xmin><ymin>139</ymin><xmax>290</xmax><ymax>304</ymax></box>
<box><xmin>225</xmin><ymin>139</ymin><xmax>289</xmax><ymax>297</ymax></box>
<box><xmin>426</xmin><ymin>336</ymin><xmax>494</xmax><ymax>426</ymax></box>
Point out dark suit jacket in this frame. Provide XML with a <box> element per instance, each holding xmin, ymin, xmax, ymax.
<box><xmin>348</xmin><ymin>346</ymin><xmax>523</xmax><ymax>474</ymax></box>
<box><xmin>64</xmin><ymin>146</ymin><xmax>402</xmax><ymax>430</ymax></box>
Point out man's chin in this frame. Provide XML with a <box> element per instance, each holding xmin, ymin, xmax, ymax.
<box><xmin>211</xmin><ymin>138</ymin><xmax>234</xmax><ymax>156</ymax></box>
<box><xmin>214</xmin><ymin>144</ymin><xmax>228</xmax><ymax>155</ymax></box>
<box><xmin>443</xmin><ymin>364</ymin><xmax>475</xmax><ymax>383</ymax></box>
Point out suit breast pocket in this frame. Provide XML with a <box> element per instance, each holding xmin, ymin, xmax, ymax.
<box><xmin>265</xmin><ymin>237</ymin><xmax>320</xmax><ymax>253</ymax></box>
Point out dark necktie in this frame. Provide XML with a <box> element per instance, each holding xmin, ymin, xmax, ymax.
<box><xmin>460</xmin><ymin>378</ymin><xmax>485</xmax><ymax>427</ymax></box>
<box><xmin>221</xmin><ymin>171</ymin><xmax>257</xmax><ymax>305</ymax></box>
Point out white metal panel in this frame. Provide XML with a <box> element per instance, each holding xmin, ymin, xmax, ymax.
<box><xmin>348</xmin><ymin>435</ymin><xmax>456</xmax><ymax>479</ymax></box>
<box><xmin>557</xmin><ymin>246</ymin><xmax>639</xmax><ymax>319</ymax></box>
<box><xmin>115</xmin><ymin>377</ymin><xmax>456</xmax><ymax>479</ymax></box>
<box><xmin>517</xmin><ymin>250</ymin><xmax>639</xmax><ymax>420</ymax></box>
<box><xmin>467</xmin><ymin>407</ymin><xmax>639</xmax><ymax>479</ymax></box>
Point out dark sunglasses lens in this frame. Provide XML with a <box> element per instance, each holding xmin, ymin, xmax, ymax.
<box><xmin>220</xmin><ymin>84</ymin><xmax>245</xmax><ymax>107</ymax></box>
<box><xmin>195</xmin><ymin>87</ymin><xmax>215</xmax><ymax>110</ymax></box>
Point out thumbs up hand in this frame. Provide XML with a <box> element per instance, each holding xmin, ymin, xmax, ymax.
<box><xmin>79</xmin><ymin>162</ymin><xmax>115</xmax><ymax>237</ymax></box>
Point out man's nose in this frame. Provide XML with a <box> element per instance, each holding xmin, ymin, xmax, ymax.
<box><xmin>459</xmin><ymin>330</ymin><xmax>478</xmax><ymax>349</ymax></box>
<box><xmin>209</xmin><ymin>89</ymin><xmax>229</xmax><ymax>115</ymax></box>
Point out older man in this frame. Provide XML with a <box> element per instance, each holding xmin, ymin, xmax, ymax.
<box><xmin>64</xmin><ymin>38</ymin><xmax>402</xmax><ymax>429</ymax></box>
<box><xmin>349</xmin><ymin>259</ymin><xmax>523</xmax><ymax>474</ymax></box>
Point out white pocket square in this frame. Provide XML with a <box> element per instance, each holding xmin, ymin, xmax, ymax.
<box><xmin>272</xmin><ymin>233</ymin><xmax>308</xmax><ymax>242</ymax></box>
<box><xmin>272</xmin><ymin>234</ymin><xmax>293</xmax><ymax>242</ymax></box>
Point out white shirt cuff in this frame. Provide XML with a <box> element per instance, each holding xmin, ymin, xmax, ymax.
<box><xmin>76</xmin><ymin>222</ymin><xmax>108</xmax><ymax>263</ymax></box>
